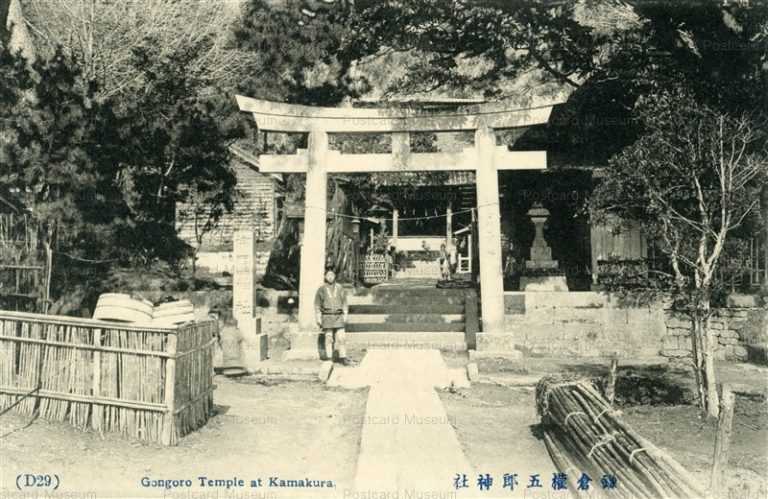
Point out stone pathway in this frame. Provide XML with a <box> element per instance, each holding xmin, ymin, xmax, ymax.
<box><xmin>329</xmin><ymin>349</ymin><xmax>475</xmax><ymax>497</ymax></box>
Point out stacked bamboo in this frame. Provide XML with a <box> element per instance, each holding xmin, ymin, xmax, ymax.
<box><xmin>0</xmin><ymin>311</ymin><xmax>216</xmax><ymax>445</ymax></box>
<box><xmin>535</xmin><ymin>376</ymin><xmax>704</xmax><ymax>499</ymax></box>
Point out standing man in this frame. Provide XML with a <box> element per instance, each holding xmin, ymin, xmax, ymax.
<box><xmin>314</xmin><ymin>268</ymin><xmax>351</xmax><ymax>365</ymax></box>
<box><xmin>447</xmin><ymin>237</ymin><xmax>458</xmax><ymax>278</ymax></box>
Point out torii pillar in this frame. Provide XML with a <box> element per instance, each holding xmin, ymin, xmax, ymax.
<box><xmin>297</xmin><ymin>129</ymin><xmax>329</xmax><ymax>334</ymax></box>
<box><xmin>474</xmin><ymin>126</ymin><xmax>505</xmax><ymax>335</ymax></box>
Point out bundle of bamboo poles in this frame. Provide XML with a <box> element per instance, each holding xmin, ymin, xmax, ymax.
<box><xmin>535</xmin><ymin>376</ymin><xmax>704</xmax><ymax>499</ymax></box>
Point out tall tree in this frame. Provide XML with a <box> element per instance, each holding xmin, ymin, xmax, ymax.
<box><xmin>590</xmin><ymin>89</ymin><xmax>767</xmax><ymax>418</ymax></box>
<box><xmin>110</xmin><ymin>39</ymin><xmax>243</xmax><ymax>265</ymax></box>
<box><xmin>0</xmin><ymin>47</ymin><xmax>127</xmax><ymax>307</ymax></box>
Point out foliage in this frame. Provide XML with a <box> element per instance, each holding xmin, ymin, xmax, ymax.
<box><xmin>590</xmin><ymin>89</ymin><xmax>767</xmax><ymax>417</ymax></box>
<box><xmin>108</xmin><ymin>39</ymin><xmax>243</xmax><ymax>266</ymax></box>
<box><xmin>0</xmin><ymin>47</ymin><xmax>126</xmax><ymax>259</ymax></box>
<box><xmin>234</xmin><ymin>0</ymin><xmax>371</xmax><ymax>105</ymax></box>
<box><xmin>23</xmin><ymin>0</ymin><xmax>261</xmax><ymax>99</ymax></box>
<box><xmin>354</xmin><ymin>1</ymin><xmax>767</xmax><ymax>107</ymax></box>
<box><xmin>351</xmin><ymin>1</ymin><xmax>768</xmax><ymax>164</ymax></box>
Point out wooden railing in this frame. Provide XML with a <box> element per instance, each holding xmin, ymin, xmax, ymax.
<box><xmin>0</xmin><ymin>311</ymin><xmax>216</xmax><ymax>445</ymax></box>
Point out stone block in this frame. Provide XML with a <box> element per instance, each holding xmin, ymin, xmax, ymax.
<box><xmin>718</xmin><ymin>330</ymin><xmax>740</xmax><ymax>339</ymax></box>
<box><xmin>242</xmin><ymin>334</ymin><xmax>269</xmax><ymax>367</ymax></box>
<box><xmin>282</xmin><ymin>332</ymin><xmax>322</xmax><ymax>360</ymax></box>
<box><xmin>466</xmin><ymin>363</ymin><xmax>479</xmax><ymax>382</ymax></box>
<box><xmin>711</xmin><ymin>347</ymin><xmax>726</xmax><ymax>360</ymax></box>
<box><xmin>666</xmin><ymin>317</ymin><xmax>692</xmax><ymax>330</ymax></box>
<box><xmin>520</xmin><ymin>276</ymin><xmax>569</xmax><ymax>292</ymax></box>
<box><xmin>727</xmin><ymin>294</ymin><xmax>760</xmax><ymax>308</ymax></box>
<box><xmin>661</xmin><ymin>349</ymin><xmax>690</xmax><ymax>358</ymax></box>
<box><xmin>718</xmin><ymin>337</ymin><xmax>739</xmax><ymax>345</ymax></box>
<box><xmin>503</xmin><ymin>293</ymin><xmax>526</xmax><ymax>314</ymax></box>
<box><xmin>662</xmin><ymin>336</ymin><xmax>679</xmax><ymax>350</ymax></box>
<box><xmin>730</xmin><ymin>345</ymin><xmax>748</xmax><ymax>361</ymax></box>
<box><xmin>318</xmin><ymin>361</ymin><xmax>333</xmax><ymax>382</ymax></box>
<box><xmin>474</xmin><ymin>333</ymin><xmax>523</xmax><ymax>359</ymax></box>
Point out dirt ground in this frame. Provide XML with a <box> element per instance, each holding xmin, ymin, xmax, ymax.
<box><xmin>1</xmin><ymin>353</ymin><xmax>765</xmax><ymax>499</ymax></box>
<box><xmin>439</xmin><ymin>384</ymin><xmax>559</xmax><ymax>482</ymax></box>
<box><xmin>0</xmin><ymin>377</ymin><xmax>368</xmax><ymax>498</ymax></box>
<box><xmin>440</xmin><ymin>356</ymin><xmax>768</xmax><ymax>499</ymax></box>
<box><xmin>623</xmin><ymin>399</ymin><xmax>768</xmax><ymax>499</ymax></box>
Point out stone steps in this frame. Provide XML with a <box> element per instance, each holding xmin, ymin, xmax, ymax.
<box><xmin>345</xmin><ymin>332</ymin><xmax>467</xmax><ymax>351</ymax></box>
<box><xmin>347</xmin><ymin>322</ymin><xmax>465</xmax><ymax>333</ymax></box>
<box><xmin>346</xmin><ymin>313</ymin><xmax>464</xmax><ymax>324</ymax></box>
<box><xmin>349</xmin><ymin>304</ymin><xmax>465</xmax><ymax>315</ymax></box>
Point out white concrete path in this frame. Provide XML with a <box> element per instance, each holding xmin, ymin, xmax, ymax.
<box><xmin>329</xmin><ymin>349</ymin><xmax>475</xmax><ymax>497</ymax></box>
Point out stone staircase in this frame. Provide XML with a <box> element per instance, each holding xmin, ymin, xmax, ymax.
<box><xmin>393</xmin><ymin>260</ymin><xmax>443</xmax><ymax>279</ymax></box>
<box><xmin>346</xmin><ymin>284</ymin><xmax>475</xmax><ymax>351</ymax></box>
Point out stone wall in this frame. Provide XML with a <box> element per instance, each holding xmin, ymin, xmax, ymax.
<box><xmin>503</xmin><ymin>292</ymin><xmax>667</xmax><ymax>358</ymax></box>
<box><xmin>663</xmin><ymin>305</ymin><xmax>767</xmax><ymax>363</ymax></box>
<box><xmin>503</xmin><ymin>291</ymin><xmax>766</xmax><ymax>362</ymax></box>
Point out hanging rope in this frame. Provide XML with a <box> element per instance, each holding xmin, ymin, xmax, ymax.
<box><xmin>302</xmin><ymin>202</ymin><xmax>493</xmax><ymax>222</ymax></box>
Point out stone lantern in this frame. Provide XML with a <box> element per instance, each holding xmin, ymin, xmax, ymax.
<box><xmin>521</xmin><ymin>203</ymin><xmax>568</xmax><ymax>291</ymax></box>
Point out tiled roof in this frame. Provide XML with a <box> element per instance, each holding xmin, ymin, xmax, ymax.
<box><xmin>376</xmin><ymin>171</ymin><xmax>475</xmax><ymax>187</ymax></box>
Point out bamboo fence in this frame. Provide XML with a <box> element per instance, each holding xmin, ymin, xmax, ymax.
<box><xmin>0</xmin><ymin>213</ymin><xmax>46</xmax><ymax>312</ymax></box>
<box><xmin>0</xmin><ymin>311</ymin><xmax>216</xmax><ymax>445</ymax></box>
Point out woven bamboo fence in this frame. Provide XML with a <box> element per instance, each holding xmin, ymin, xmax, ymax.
<box><xmin>0</xmin><ymin>213</ymin><xmax>46</xmax><ymax>312</ymax></box>
<box><xmin>0</xmin><ymin>311</ymin><xmax>216</xmax><ymax>445</ymax></box>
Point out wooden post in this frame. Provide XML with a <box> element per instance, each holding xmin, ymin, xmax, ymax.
<box><xmin>92</xmin><ymin>329</ymin><xmax>102</xmax><ymax>431</ymax></box>
<box><xmin>606</xmin><ymin>355</ymin><xmax>618</xmax><ymax>406</ymax></box>
<box><xmin>464</xmin><ymin>291</ymin><xmax>479</xmax><ymax>350</ymax></box>
<box><xmin>709</xmin><ymin>384</ymin><xmax>735</xmax><ymax>499</ymax></box>
<box><xmin>161</xmin><ymin>333</ymin><xmax>178</xmax><ymax>446</ymax></box>
<box><xmin>297</xmin><ymin>129</ymin><xmax>329</xmax><ymax>333</ymax></box>
<box><xmin>392</xmin><ymin>209</ymin><xmax>399</xmax><ymax>250</ymax></box>
<box><xmin>446</xmin><ymin>202</ymin><xmax>453</xmax><ymax>242</ymax></box>
<box><xmin>474</xmin><ymin>126</ymin><xmax>505</xmax><ymax>334</ymax></box>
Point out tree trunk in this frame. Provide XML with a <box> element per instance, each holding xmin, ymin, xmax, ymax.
<box><xmin>702</xmin><ymin>297</ymin><xmax>720</xmax><ymax>419</ymax></box>
<box><xmin>762</xmin><ymin>183</ymin><xmax>768</xmax><ymax>290</ymax></box>
<box><xmin>691</xmin><ymin>292</ymin><xmax>720</xmax><ymax>419</ymax></box>
<box><xmin>42</xmin><ymin>240</ymin><xmax>53</xmax><ymax>314</ymax></box>
<box><xmin>691</xmin><ymin>309</ymin><xmax>707</xmax><ymax>413</ymax></box>
<box><xmin>191</xmin><ymin>247</ymin><xmax>198</xmax><ymax>277</ymax></box>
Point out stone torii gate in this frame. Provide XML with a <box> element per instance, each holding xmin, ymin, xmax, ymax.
<box><xmin>236</xmin><ymin>95</ymin><xmax>561</xmax><ymax>357</ymax></box>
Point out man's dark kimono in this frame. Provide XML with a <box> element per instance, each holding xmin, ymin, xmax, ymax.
<box><xmin>314</xmin><ymin>281</ymin><xmax>348</xmax><ymax>360</ymax></box>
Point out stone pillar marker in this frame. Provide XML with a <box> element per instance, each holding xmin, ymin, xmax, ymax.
<box><xmin>294</xmin><ymin>129</ymin><xmax>329</xmax><ymax>356</ymax></box>
<box><xmin>474</xmin><ymin>125</ymin><xmax>505</xmax><ymax>335</ymax></box>
<box><xmin>233</xmin><ymin>229</ymin><xmax>268</xmax><ymax>364</ymax></box>
<box><xmin>233</xmin><ymin>230</ymin><xmax>257</xmax><ymax>328</ymax></box>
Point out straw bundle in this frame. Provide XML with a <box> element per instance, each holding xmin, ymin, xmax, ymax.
<box><xmin>535</xmin><ymin>376</ymin><xmax>704</xmax><ymax>499</ymax></box>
